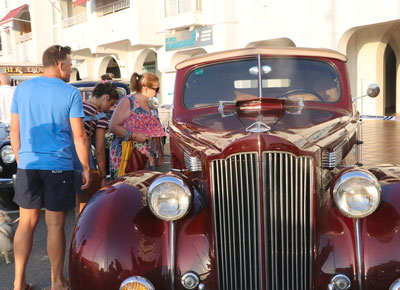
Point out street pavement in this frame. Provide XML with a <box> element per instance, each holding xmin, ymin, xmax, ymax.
<box><xmin>0</xmin><ymin>120</ymin><xmax>399</xmax><ymax>289</ymax></box>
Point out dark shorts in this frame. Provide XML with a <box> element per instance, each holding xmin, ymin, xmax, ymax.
<box><xmin>13</xmin><ymin>168</ymin><xmax>75</xmax><ymax>211</ymax></box>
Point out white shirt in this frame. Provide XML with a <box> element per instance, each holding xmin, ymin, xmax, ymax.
<box><xmin>0</xmin><ymin>85</ymin><xmax>15</xmax><ymax>123</ymax></box>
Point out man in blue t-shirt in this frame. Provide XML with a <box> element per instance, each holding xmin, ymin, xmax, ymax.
<box><xmin>10</xmin><ymin>45</ymin><xmax>90</xmax><ymax>290</ymax></box>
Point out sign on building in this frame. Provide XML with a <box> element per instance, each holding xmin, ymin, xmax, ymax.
<box><xmin>165</xmin><ymin>26</ymin><xmax>212</xmax><ymax>51</ymax></box>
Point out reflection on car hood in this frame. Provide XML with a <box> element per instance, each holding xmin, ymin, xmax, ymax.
<box><xmin>174</xmin><ymin>107</ymin><xmax>353</xmax><ymax>153</ymax></box>
<box><xmin>0</xmin><ymin>124</ymin><xmax>9</xmax><ymax>141</ymax></box>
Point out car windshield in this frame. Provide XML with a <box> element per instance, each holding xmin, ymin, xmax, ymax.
<box><xmin>183</xmin><ymin>57</ymin><xmax>341</xmax><ymax>109</ymax></box>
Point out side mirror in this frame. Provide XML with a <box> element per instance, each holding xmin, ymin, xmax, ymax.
<box><xmin>366</xmin><ymin>83</ymin><xmax>380</xmax><ymax>98</ymax></box>
<box><xmin>352</xmin><ymin>83</ymin><xmax>380</xmax><ymax>102</ymax></box>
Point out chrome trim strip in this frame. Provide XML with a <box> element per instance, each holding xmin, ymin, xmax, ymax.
<box><xmin>355</xmin><ymin>219</ymin><xmax>363</xmax><ymax>290</ymax></box>
<box><xmin>171</xmin><ymin>168</ymin><xmax>186</xmax><ymax>172</ymax></box>
<box><xmin>170</xmin><ymin>221</ymin><xmax>175</xmax><ymax>290</ymax></box>
<box><xmin>322</xmin><ymin>138</ymin><xmax>347</xmax><ymax>168</ymax></box>
<box><xmin>184</xmin><ymin>151</ymin><xmax>202</xmax><ymax>172</ymax></box>
<box><xmin>257</xmin><ymin>54</ymin><xmax>262</xmax><ymax>99</ymax></box>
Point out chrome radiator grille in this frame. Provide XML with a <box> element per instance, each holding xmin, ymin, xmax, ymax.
<box><xmin>211</xmin><ymin>152</ymin><xmax>313</xmax><ymax>290</ymax></box>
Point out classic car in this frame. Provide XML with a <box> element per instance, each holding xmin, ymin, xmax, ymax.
<box><xmin>69</xmin><ymin>47</ymin><xmax>400</xmax><ymax>290</ymax></box>
<box><xmin>0</xmin><ymin>123</ymin><xmax>18</xmax><ymax>210</ymax></box>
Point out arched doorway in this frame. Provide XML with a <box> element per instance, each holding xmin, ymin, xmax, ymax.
<box><xmin>142</xmin><ymin>52</ymin><xmax>157</xmax><ymax>74</ymax></box>
<box><xmin>339</xmin><ymin>20</ymin><xmax>400</xmax><ymax>115</ymax></box>
<box><xmin>71</xmin><ymin>68</ymin><xmax>81</xmax><ymax>81</ymax></box>
<box><xmin>134</xmin><ymin>49</ymin><xmax>158</xmax><ymax>75</ymax></box>
<box><xmin>384</xmin><ymin>44</ymin><xmax>396</xmax><ymax>115</ymax></box>
<box><xmin>105</xmin><ymin>57</ymin><xmax>121</xmax><ymax>78</ymax></box>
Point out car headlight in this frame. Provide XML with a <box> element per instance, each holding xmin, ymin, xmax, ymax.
<box><xmin>119</xmin><ymin>276</ymin><xmax>155</xmax><ymax>290</ymax></box>
<box><xmin>333</xmin><ymin>169</ymin><xmax>381</xmax><ymax>218</ymax></box>
<box><xmin>1</xmin><ymin>145</ymin><xmax>15</xmax><ymax>164</ymax></box>
<box><xmin>148</xmin><ymin>176</ymin><xmax>192</xmax><ymax>221</ymax></box>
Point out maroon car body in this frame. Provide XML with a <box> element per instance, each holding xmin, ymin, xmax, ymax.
<box><xmin>69</xmin><ymin>47</ymin><xmax>400</xmax><ymax>290</ymax></box>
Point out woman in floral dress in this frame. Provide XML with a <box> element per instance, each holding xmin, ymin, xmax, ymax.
<box><xmin>109</xmin><ymin>72</ymin><xmax>164</xmax><ymax>179</ymax></box>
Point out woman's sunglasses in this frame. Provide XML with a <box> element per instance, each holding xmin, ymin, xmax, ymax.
<box><xmin>149</xmin><ymin>87</ymin><xmax>160</xmax><ymax>93</ymax></box>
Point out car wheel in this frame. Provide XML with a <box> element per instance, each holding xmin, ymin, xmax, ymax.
<box><xmin>0</xmin><ymin>188</ymin><xmax>18</xmax><ymax>210</ymax></box>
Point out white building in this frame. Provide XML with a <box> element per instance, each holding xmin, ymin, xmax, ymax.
<box><xmin>0</xmin><ymin>0</ymin><xmax>399</xmax><ymax>115</ymax></box>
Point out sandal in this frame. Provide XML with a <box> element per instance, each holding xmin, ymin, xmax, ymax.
<box><xmin>25</xmin><ymin>284</ymin><xmax>34</xmax><ymax>290</ymax></box>
<box><xmin>41</xmin><ymin>280</ymin><xmax>70</xmax><ymax>290</ymax></box>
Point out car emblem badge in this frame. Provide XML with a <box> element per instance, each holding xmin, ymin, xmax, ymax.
<box><xmin>246</xmin><ymin>121</ymin><xmax>271</xmax><ymax>133</ymax></box>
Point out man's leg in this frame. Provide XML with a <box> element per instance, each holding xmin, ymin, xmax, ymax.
<box><xmin>45</xmin><ymin>209</ymin><xmax>69</xmax><ymax>290</ymax></box>
<box><xmin>13</xmin><ymin>208</ymin><xmax>41</xmax><ymax>290</ymax></box>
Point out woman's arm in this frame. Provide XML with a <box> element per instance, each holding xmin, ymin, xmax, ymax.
<box><xmin>109</xmin><ymin>97</ymin><xmax>148</xmax><ymax>142</ymax></box>
<box><xmin>109</xmin><ymin>98</ymin><xmax>131</xmax><ymax>138</ymax></box>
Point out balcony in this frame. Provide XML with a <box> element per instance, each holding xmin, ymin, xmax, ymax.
<box><xmin>60</xmin><ymin>0</ymin><xmax>162</xmax><ymax>52</ymax></box>
<box><xmin>165</xmin><ymin>0</ymin><xmax>202</xmax><ymax>17</ymax></box>
<box><xmin>96</xmin><ymin>0</ymin><xmax>130</xmax><ymax>16</ymax></box>
<box><xmin>163</xmin><ymin>0</ymin><xmax>204</xmax><ymax>30</ymax></box>
<box><xmin>16</xmin><ymin>32</ymin><xmax>32</xmax><ymax>43</ymax></box>
<box><xmin>62</xmin><ymin>13</ymin><xmax>87</xmax><ymax>28</ymax></box>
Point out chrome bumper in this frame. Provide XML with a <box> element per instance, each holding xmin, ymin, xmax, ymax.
<box><xmin>0</xmin><ymin>175</ymin><xmax>15</xmax><ymax>188</ymax></box>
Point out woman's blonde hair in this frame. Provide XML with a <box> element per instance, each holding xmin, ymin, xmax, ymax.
<box><xmin>130</xmin><ymin>72</ymin><xmax>159</xmax><ymax>93</ymax></box>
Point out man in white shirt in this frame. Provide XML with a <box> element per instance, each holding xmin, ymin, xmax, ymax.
<box><xmin>0</xmin><ymin>72</ymin><xmax>15</xmax><ymax>123</ymax></box>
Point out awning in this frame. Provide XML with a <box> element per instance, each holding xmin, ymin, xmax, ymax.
<box><xmin>0</xmin><ymin>4</ymin><xmax>28</xmax><ymax>26</ymax></box>
<box><xmin>73</xmin><ymin>0</ymin><xmax>90</xmax><ymax>7</ymax></box>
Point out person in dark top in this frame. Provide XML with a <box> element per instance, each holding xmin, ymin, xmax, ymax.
<box><xmin>74</xmin><ymin>81</ymin><xmax>119</xmax><ymax>216</ymax></box>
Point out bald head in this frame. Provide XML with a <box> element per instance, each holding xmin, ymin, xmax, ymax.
<box><xmin>0</xmin><ymin>73</ymin><xmax>11</xmax><ymax>86</ymax></box>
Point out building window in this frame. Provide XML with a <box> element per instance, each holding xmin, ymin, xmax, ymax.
<box><xmin>18</xmin><ymin>12</ymin><xmax>31</xmax><ymax>35</ymax></box>
<box><xmin>96</xmin><ymin>0</ymin><xmax>130</xmax><ymax>16</ymax></box>
<box><xmin>165</xmin><ymin>0</ymin><xmax>202</xmax><ymax>17</ymax></box>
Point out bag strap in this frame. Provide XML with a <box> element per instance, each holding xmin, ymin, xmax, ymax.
<box><xmin>83</xmin><ymin>112</ymin><xmax>107</xmax><ymax>122</ymax></box>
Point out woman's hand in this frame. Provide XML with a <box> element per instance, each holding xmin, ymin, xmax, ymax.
<box><xmin>130</xmin><ymin>132</ymin><xmax>148</xmax><ymax>143</ymax></box>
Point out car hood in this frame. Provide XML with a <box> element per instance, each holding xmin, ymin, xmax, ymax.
<box><xmin>173</xmin><ymin>100</ymin><xmax>354</xmax><ymax>154</ymax></box>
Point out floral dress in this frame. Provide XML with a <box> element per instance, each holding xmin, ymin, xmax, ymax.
<box><xmin>109</xmin><ymin>95</ymin><xmax>163</xmax><ymax>179</ymax></box>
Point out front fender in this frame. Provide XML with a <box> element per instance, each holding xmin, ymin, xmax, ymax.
<box><xmin>361</xmin><ymin>166</ymin><xmax>400</xmax><ymax>289</ymax></box>
<box><xmin>69</xmin><ymin>171</ymin><xmax>171</xmax><ymax>290</ymax></box>
<box><xmin>318</xmin><ymin>166</ymin><xmax>400</xmax><ymax>290</ymax></box>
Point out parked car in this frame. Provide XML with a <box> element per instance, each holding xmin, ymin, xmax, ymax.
<box><xmin>69</xmin><ymin>47</ymin><xmax>400</xmax><ymax>290</ymax></box>
<box><xmin>0</xmin><ymin>124</ymin><xmax>17</xmax><ymax>210</ymax></box>
<box><xmin>70</xmin><ymin>79</ymin><xmax>130</xmax><ymax>113</ymax></box>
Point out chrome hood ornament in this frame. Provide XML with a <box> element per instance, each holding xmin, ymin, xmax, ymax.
<box><xmin>246</xmin><ymin>121</ymin><xmax>271</xmax><ymax>133</ymax></box>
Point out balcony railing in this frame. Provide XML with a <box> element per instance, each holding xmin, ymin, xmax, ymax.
<box><xmin>62</xmin><ymin>13</ymin><xmax>87</xmax><ymax>28</ymax></box>
<box><xmin>96</xmin><ymin>0</ymin><xmax>130</xmax><ymax>16</ymax></box>
<box><xmin>16</xmin><ymin>32</ymin><xmax>32</xmax><ymax>43</ymax></box>
<box><xmin>165</xmin><ymin>0</ymin><xmax>202</xmax><ymax>17</ymax></box>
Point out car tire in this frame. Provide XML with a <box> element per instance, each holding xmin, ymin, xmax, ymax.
<box><xmin>0</xmin><ymin>188</ymin><xmax>18</xmax><ymax>210</ymax></box>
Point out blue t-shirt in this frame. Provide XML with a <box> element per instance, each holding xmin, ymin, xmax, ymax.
<box><xmin>11</xmin><ymin>77</ymin><xmax>84</xmax><ymax>170</ymax></box>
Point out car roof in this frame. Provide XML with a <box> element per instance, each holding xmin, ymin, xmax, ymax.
<box><xmin>176</xmin><ymin>47</ymin><xmax>347</xmax><ymax>69</ymax></box>
<box><xmin>69</xmin><ymin>79</ymin><xmax>130</xmax><ymax>88</ymax></box>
